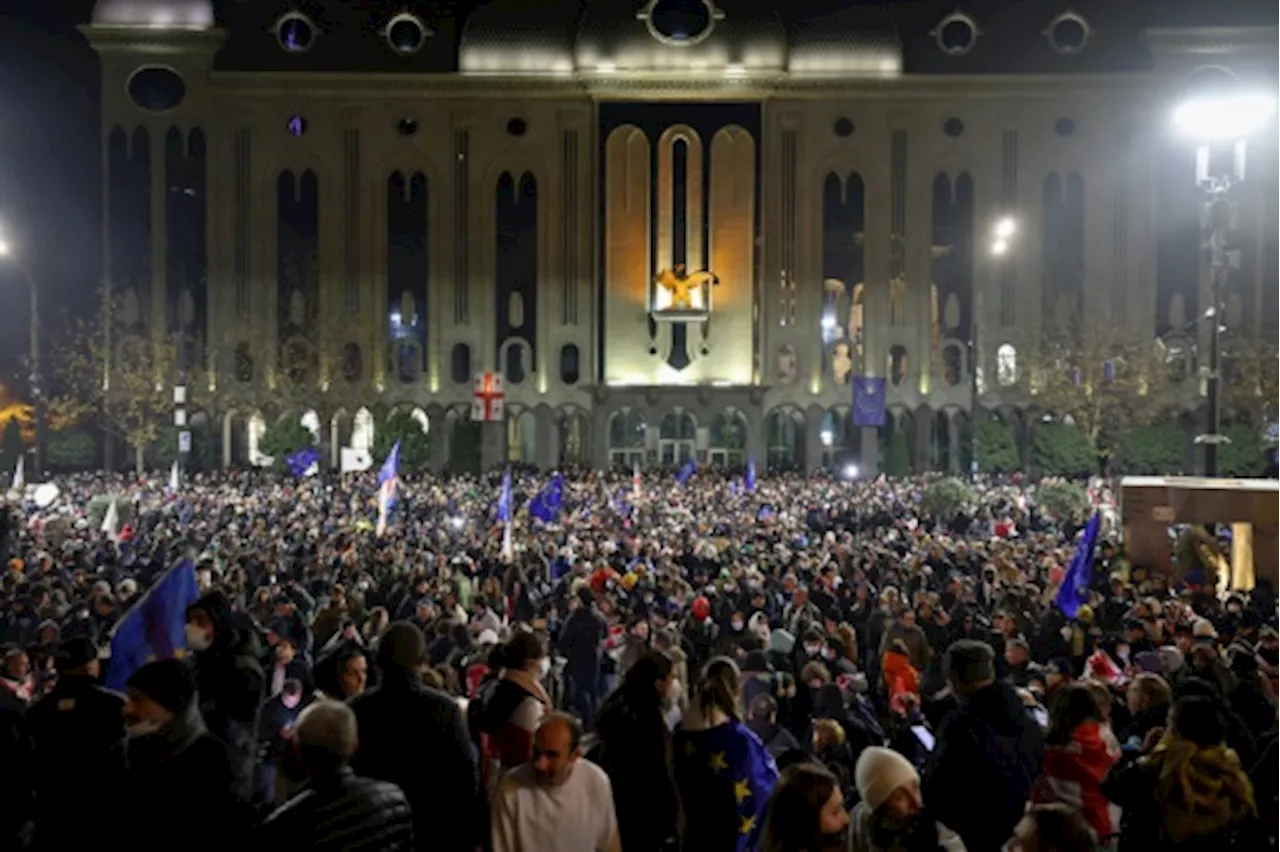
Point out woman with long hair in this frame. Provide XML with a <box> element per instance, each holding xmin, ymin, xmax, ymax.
<box><xmin>1102</xmin><ymin>695</ymin><xmax>1260</xmax><ymax>851</ymax></box>
<box><xmin>759</xmin><ymin>763</ymin><xmax>850</xmax><ymax>852</ymax></box>
<box><xmin>473</xmin><ymin>629</ymin><xmax>551</xmax><ymax>796</ymax></box>
<box><xmin>674</xmin><ymin>656</ymin><xmax>779</xmax><ymax>852</ymax></box>
<box><xmin>1032</xmin><ymin>682</ymin><xmax>1119</xmax><ymax>841</ymax></box>
<box><xmin>594</xmin><ymin>650</ymin><xmax>681</xmax><ymax>852</ymax></box>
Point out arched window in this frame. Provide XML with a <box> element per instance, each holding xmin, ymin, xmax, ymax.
<box><xmin>889</xmin><ymin>345</ymin><xmax>909</xmax><ymax>386</ymax></box>
<box><xmin>450</xmin><ymin>343</ymin><xmax>471</xmax><ymax>385</ymax></box>
<box><xmin>234</xmin><ymin>343</ymin><xmax>254</xmax><ymax>383</ymax></box>
<box><xmin>608</xmin><ymin>409</ymin><xmax>647</xmax><ymax>468</ymax></box>
<box><xmin>342</xmin><ymin>343</ymin><xmax>363</xmax><ymax>383</ymax></box>
<box><xmin>559</xmin><ymin>344</ymin><xmax>580</xmax><ymax>385</ymax></box>
<box><xmin>352</xmin><ymin>407</ymin><xmax>375</xmax><ymax>454</ymax></box>
<box><xmin>997</xmin><ymin>344</ymin><xmax>1018</xmax><ymax>387</ymax></box>
<box><xmin>556</xmin><ymin>409</ymin><xmax>588</xmax><ymax>465</ymax></box>
<box><xmin>766</xmin><ymin>408</ymin><xmax>805</xmax><ymax>470</ymax></box>
<box><xmin>943</xmin><ymin>344</ymin><xmax>963</xmax><ymax>387</ymax></box>
<box><xmin>659</xmin><ymin>409</ymin><xmax>696</xmax><ymax>465</ymax></box>
<box><xmin>505</xmin><ymin>344</ymin><xmax>526</xmax><ymax>385</ymax></box>
<box><xmin>709</xmin><ymin>409</ymin><xmax>747</xmax><ymax>468</ymax></box>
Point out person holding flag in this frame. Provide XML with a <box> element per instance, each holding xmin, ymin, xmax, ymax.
<box><xmin>376</xmin><ymin>440</ymin><xmax>401</xmax><ymax>537</ymax></box>
<box><xmin>529</xmin><ymin>473</ymin><xmax>564</xmax><ymax>524</ymax></box>
<box><xmin>677</xmin><ymin>458</ymin><xmax>696</xmax><ymax>487</ymax></box>
<box><xmin>745</xmin><ymin>458</ymin><xmax>757</xmax><ymax>493</ymax></box>
<box><xmin>497</xmin><ymin>470</ymin><xmax>513</xmax><ymax>559</ymax></box>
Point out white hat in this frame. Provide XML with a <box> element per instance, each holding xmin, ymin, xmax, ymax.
<box><xmin>477</xmin><ymin>629</ymin><xmax>499</xmax><ymax>646</ymax></box>
<box><xmin>854</xmin><ymin>746</ymin><xmax>920</xmax><ymax>810</ymax></box>
<box><xmin>1191</xmin><ymin>618</ymin><xmax>1218</xmax><ymax>640</ymax></box>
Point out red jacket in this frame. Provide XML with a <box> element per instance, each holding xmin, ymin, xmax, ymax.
<box><xmin>1033</xmin><ymin>720</ymin><xmax>1119</xmax><ymax>839</ymax></box>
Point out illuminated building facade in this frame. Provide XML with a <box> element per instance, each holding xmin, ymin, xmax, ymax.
<box><xmin>85</xmin><ymin>0</ymin><xmax>1278</xmax><ymax>471</ymax></box>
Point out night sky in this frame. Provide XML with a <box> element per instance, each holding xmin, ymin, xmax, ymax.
<box><xmin>0</xmin><ymin>0</ymin><xmax>99</xmax><ymax>394</ymax></box>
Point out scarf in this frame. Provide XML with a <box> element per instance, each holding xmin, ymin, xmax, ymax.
<box><xmin>1149</xmin><ymin>737</ymin><xmax>1256</xmax><ymax>842</ymax></box>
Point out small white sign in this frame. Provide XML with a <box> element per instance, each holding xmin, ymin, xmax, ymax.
<box><xmin>178</xmin><ymin>430</ymin><xmax>192</xmax><ymax>453</ymax></box>
<box><xmin>173</xmin><ymin>386</ymin><xmax>187</xmax><ymax>405</ymax></box>
<box><xmin>340</xmin><ymin>447</ymin><xmax>372</xmax><ymax>473</ymax></box>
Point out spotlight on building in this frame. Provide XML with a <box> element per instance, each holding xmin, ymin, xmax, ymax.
<box><xmin>1173</xmin><ymin>93</ymin><xmax>1274</xmax><ymax>141</ymax></box>
<box><xmin>991</xmin><ymin>239</ymin><xmax>1009</xmax><ymax>256</ymax></box>
<box><xmin>820</xmin><ymin>313</ymin><xmax>836</xmax><ymax>330</ymax></box>
<box><xmin>994</xmin><ymin>217</ymin><xmax>1016</xmax><ymax>239</ymax></box>
<box><xmin>842</xmin><ymin>463</ymin><xmax>859</xmax><ymax>480</ymax></box>
<box><xmin>820</xmin><ymin>429</ymin><xmax>834</xmax><ymax>447</ymax></box>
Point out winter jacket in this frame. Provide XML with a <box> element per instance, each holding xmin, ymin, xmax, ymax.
<box><xmin>1031</xmin><ymin>720</ymin><xmax>1119</xmax><ymax>840</ymax></box>
<box><xmin>258</xmin><ymin>767</ymin><xmax>413</xmax><ymax>852</ymax></box>
<box><xmin>847</xmin><ymin>800</ymin><xmax>966</xmax><ymax>852</ymax></box>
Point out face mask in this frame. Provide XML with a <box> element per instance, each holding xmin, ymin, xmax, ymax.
<box><xmin>822</xmin><ymin>648</ymin><xmax>836</xmax><ymax>661</ymax></box>
<box><xmin>126</xmin><ymin>719</ymin><xmax>162</xmax><ymax>738</ymax></box>
<box><xmin>185</xmin><ymin>623</ymin><xmax>212</xmax><ymax>652</ymax></box>
<box><xmin>804</xmin><ymin>643</ymin><xmax>821</xmax><ymax>657</ymax></box>
<box><xmin>731</xmin><ymin>620</ymin><xmax>744</xmax><ymax>632</ymax></box>
<box><xmin>538</xmin><ymin>657</ymin><xmax>551</xmax><ymax>679</ymax></box>
<box><xmin>281</xmin><ymin>694</ymin><xmax>302</xmax><ymax>710</ymax></box>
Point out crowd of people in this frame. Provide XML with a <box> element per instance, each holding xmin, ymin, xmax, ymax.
<box><xmin>0</xmin><ymin>467</ymin><xmax>1275</xmax><ymax>852</ymax></box>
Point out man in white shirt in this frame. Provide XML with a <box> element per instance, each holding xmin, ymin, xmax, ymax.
<box><xmin>492</xmin><ymin>712</ymin><xmax>621</xmax><ymax>852</ymax></box>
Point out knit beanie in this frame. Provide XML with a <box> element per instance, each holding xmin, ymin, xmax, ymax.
<box><xmin>126</xmin><ymin>658</ymin><xmax>197</xmax><ymax>715</ymax></box>
<box><xmin>854</xmin><ymin>746</ymin><xmax>920</xmax><ymax>810</ymax></box>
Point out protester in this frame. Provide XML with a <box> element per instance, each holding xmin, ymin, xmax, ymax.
<box><xmin>1006</xmin><ymin>803</ymin><xmax>1097</xmax><ymax>852</ymax></box>
<box><xmin>758</xmin><ymin>762</ymin><xmax>850</xmax><ymax>852</ymax></box>
<box><xmin>348</xmin><ymin>621</ymin><xmax>480</xmax><ymax>852</ymax></box>
<box><xmin>491</xmin><ymin>712</ymin><xmax>621</xmax><ymax>852</ymax></box>
<box><xmin>474</xmin><ymin>630</ymin><xmax>553</xmax><ymax>793</ymax></box>
<box><xmin>1031</xmin><ymin>682</ymin><xmax>1118</xmax><ymax>841</ymax></box>
<box><xmin>848</xmin><ymin>746</ymin><xmax>964</xmax><ymax>852</ymax></box>
<box><xmin>259</xmin><ymin>699</ymin><xmax>414</xmax><ymax>851</ymax></box>
<box><xmin>925</xmin><ymin>640</ymin><xmax>1044</xmax><ymax>852</ymax></box>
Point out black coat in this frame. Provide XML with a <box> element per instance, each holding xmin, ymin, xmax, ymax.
<box><xmin>594</xmin><ymin>686</ymin><xmax>679</xmax><ymax>852</ymax></box>
<box><xmin>28</xmin><ymin>674</ymin><xmax>126</xmax><ymax>849</ymax></box>
<box><xmin>259</xmin><ymin>767</ymin><xmax>413</xmax><ymax>852</ymax></box>
<box><xmin>120</xmin><ymin>707</ymin><xmax>245</xmax><ymax>852</ymax></box>
<box><xmin>923</xmin><ymin>681</ymin><xmax>1044</xmax><ymax>852</ymax></box>
<box><xmin>349</xmin><ymin>674</ymin><xmax>480</xmax><ymax>852</ymax></box>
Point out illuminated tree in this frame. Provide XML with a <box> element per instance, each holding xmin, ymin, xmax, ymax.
<box><xmin>1221</xmin><ymin>329</ymin><xmax>1279</xmax><ymax>427</ymax></box>
<box><xmin>1033</xmin><ymin>303</ymin><xmax>1173</xmax><ymax>453</ymax></box>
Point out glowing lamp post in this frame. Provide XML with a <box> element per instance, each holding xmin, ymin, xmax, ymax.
<box><xmin>1172</xmin><ymin>87</ymin><xmax>1274</xmax><ymax>476</ymax></box>
<box><xmin>0</xmin><ymin>232</ymin><xmax>43</xmax><ymax>474</ymax></box>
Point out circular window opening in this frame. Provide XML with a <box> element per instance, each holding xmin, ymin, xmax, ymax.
<box><xmin>647</xmin><ymin>0</ymin><xmax>716</xmax><ymax>45</ymax></box>
<box><xmin>936</xmin><ymin>12</ymin><xmax>978</xmax><ymax>56</ymax></box>
<box><xmin>276</xmin><ymin>13</ymin><xmax>315</xmax><ymax>53</ymax></box>
<box><xmin>287</xmin><ymin>115</ymin><xmax>307</xmax><ymax>137</ymax></box>
<box><xmin>506</xmin><ymin>117</ymin><xmax>528</xmax><ymax>137</ymax></box>
<box><xmin>1054</xmin><ymin>117</ymin><xmax>1076</xmax><ymax>137</ymax></box>
<box><xmin>833</xmin><ymin>117</ymin><xmax>855</xmax><ymax>138</ymax></box>
<box><xmin>1048</xmin><ymin>13</ymin><xmax>1089</xmax><ymax>55</ymax></box>
<box><xmin>943</xmin><ymin>117</ymin><xmax>965</xmax><ymax>137</ymax></box>
<box><xmin>127</xmin><ymin>66</ymin><xmax>186</xmax><ymax>113</ymax></box>
<box><xmin>386</xmin><ymin>13</ymin><xmax>428</xmax><ymax>55</ymax></box>
<box><xmin>398</xmin><ymin>118</ymin><xmax>418</xmax><ymax>136</ymax></box>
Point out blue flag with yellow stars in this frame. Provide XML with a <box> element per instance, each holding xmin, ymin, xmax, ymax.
<box><xmin>674</xmin><ymin>720</ymin><xmax>779</xmax><ymax>851</ymax></box>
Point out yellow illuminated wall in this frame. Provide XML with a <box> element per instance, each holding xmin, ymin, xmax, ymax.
<box><xmin>604</xmin><ymin>125</ymin><xmax>651</xmax><ymax>385</ymax></box>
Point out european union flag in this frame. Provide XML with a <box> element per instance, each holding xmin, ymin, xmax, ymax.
<box><xmin>376</xmin><ymin>440</ymin><xmax>401</xmax><ymax>537</ymax></box>
<box><xmin>677</xmin><ymin>458</ymin><xmax>696</xmax><ymax>486</ymax></box>
<box><xmin>852</xmin><ymin>376</ymin><xmax>887</xmax><ymax>427</ymax></box>
<box><xmin>745</xmin><ymin>459</ymin><xmax>757</xmax><ymax>492</ymax></box>
<box><xmin>106</xmin><ymin>559</ymin><xmax>200</xmax><ymax>690</ymax></box>
<box><xmin>1055</xmin><ymin>512</ymin><xmax>1101</xmax><ymax>619</ymax></box>
<box><xmin>286</xmin><ymin>446</ymin><xmax>320</xmax><ymax>478</ymax></box>
<box><xmin>673</xmin><ymin>721</ymin><xmax>778</xmax><ymax>852</ymax></box>
<box><xmin>530</xmin><ymin>474</ymin><xmax>564</xmax><ymax>523</ymax></box>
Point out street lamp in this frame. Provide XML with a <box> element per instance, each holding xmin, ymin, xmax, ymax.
<box><xmin>1173</xmin><ymin>84</ymin><xmax>1274</xmax><ymax>477</ymax></box>
<box><xmin>972</xmin><ymin>216</ymin><xmax>1018</xmax><ymax>477</ymax></box>
<box><xmin>0</xmin><ymin>231</ymin><xmax>43</xmax><ymax>475</ymax></box>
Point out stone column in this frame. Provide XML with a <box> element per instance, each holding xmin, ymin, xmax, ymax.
<box><xmin>860</xmin><ymin>428</ymin><xmax>880</xmax><ymax>475</ymax></box>
<box><xmin>481</xmin><ymin>420</ymin><xmax>507</xmax><ymax>471</ymax></box>
<box><xmin>535</xmin><ymin>405</ymin><xmax>556</xmax><ymax>470</ymax></box>
<box><xmin>947</xmin><ymin>410</ymin><xmax>961</xmax><ymax>473</ymax></box>
<box><xmin>805</xmin><ymin>406</ymin><xmax>825</xmax><ymax>472</ymax></box>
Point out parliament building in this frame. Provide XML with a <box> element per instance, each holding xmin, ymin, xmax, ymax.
<box><xmin>84</xmin><ymin>0</ymin><xmax>1278</xmax><ymax>472</ymax></box>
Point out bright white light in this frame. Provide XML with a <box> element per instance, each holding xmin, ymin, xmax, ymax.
<box><xmin>725</xmin><ymin>63</ymin><xmax>746</xmax><ymax>76</ymax></box>
<box><xmin>843</xmin><ymin>464</ymin><xmax>859</xmax><ymax>480</ymax></box>
<box><xmin>1173</xmin><ymin>94</ymin><xmax>1275</xmax><ymax>141</ymax></box>
<box><xmin>820</xmin><ymin>429</ymin><xmax>834</xmax><ymax>447</ymax></box>
<box><xmin>820</xmin><ymin>314</ymin><xmax>836</xmax><ymax>330</ymax></box>
<box><xmin>992</xmin><ymin>240</ymin><xmax>1009</xmax><ymax>256</ymax></box>
<box><xmin>597</xmin><ymin>61</ymin><xmax>616</xmax><ymax>73</ymax></box>
<box><xmin>450</xmin><ymin>516</ymin><xmax>464</xmax><ymax>530</ymax></box>
<box><xmin>0</xmin><ymin>240</ymin><xmax>8</xmax><ymax>256</ymax></box>
<box><xmin>995</xmin><ymin>218</ymin><xmax>1016</xmax><ymax>239</ymax></box>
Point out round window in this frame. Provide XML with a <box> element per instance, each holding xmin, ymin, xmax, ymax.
<box><xmin>287</xmin><ymin>115</ymin><xmax>307</xmax><ymax>137</ymax></box>
<box><xmin>646</xmin><ymin>0</ymin><xmax>717</xmax><ymax>45</ymax></box>
<box><xmin>506</xmin><ymin>117</ymin><xmax>528</xmax><ymax>137</ymax></box>
<box><xmin>398</xmin><ymin>118</ymin><xmax>419</xmax><ymax>136</ymax></box>
<box><xmin>1048</xmin><ymin>13</ymin><xmax>1089</xmax><ymax>55</ymax></box>
<box><xmin>935</xmin><ymin>12</ymin><xmax>978</xmax><ymax>56</ymax></box>
<box><xmin>943</xmin><ymin>117</ymin><xmax>965</xmax><ymax>138</ymax></box>
<box><xmin>276</xmin><ymin>13</ymin><xmax>315</xmax><ymax>53</ymax></box>
<box><xmin>127</xmin><ymin>66</ymin><xmax>186</xmax><ymax>113</ymax></box>
<box><xmin>833</xmin><ymin>117</ymin><xmax>855</xmax><ymax>138</ymax></box>
<box><xmin>1054</xmin><ymin>117</ymin><xmax>1076</xmax><ymax>137</ymax></box>
<box><xmin>387</xmin><ymin>13</ymin><xmax>429</xmax><ymax>55</ymax></box>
